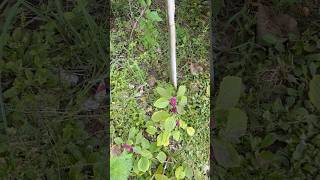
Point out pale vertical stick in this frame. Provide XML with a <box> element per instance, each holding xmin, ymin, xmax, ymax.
<box><xmin>167</xmin><ymin>0</ymin><xmax>177</xmax><ymax>88</ymax></box>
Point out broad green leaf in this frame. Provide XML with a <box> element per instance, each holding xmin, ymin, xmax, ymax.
<box><xmin>175</xmin><ymin>166</ymin><xmax>185</xmax><ymax>179</ymax></box>
<box><xmin>110</xmin><ymin>152</ymin><xmax>133</xmax><ymax>180</ymax></box>
<box><xmin>138</xmin><ymin>0</ymin><xmax>146</xmax><ymax>7</ymax></box>
<box><xmin>155</xmin><ymin>164</ymin><xmax>164</xmax><ymax>175</ymax></box>
<box><xmin>179</xmin><ymin>96</ymin><xmax>187</xmax><ymax>106</ymax></box>
<box><xmin>213</xmin><ymin>138</ymin><xmax>240</xmax><ymax>168</ymax></box>
<box><xmin>172</xmin><ymin>130</ymin><xmax>180</xmax><ymax>141</ymax></box>
<box><xmin>135</xmin><ymin>132</ymin><xmax>150</xmax><ymax>149</ymax></box>
<box><xmin>215</xmin><ymin>76</ymin><xmax>242</xmax><ymax>110</ymax></box>
<box><xmin>140</xmin><ymin>149</ymin><xmax>153</xmax><ymax>159</ymax></box>
<box><xmin>309</xmin><ymin>75</ymin><xmax>320</xmax><ymax>111</ymax></box>
<box><xmin>186</xmin><ymin>127</ymin><xmax>195</xmax><ymax>136</ymax></box>
<box><xmin>138</xmin><ymin>157</ymin><xmax>150</xmax><ymax>172</ymax></box>
<box><xmin>114</xmin><ymin>137</ymin><xmax>123</xmax><ymax>145</ymax></box>
<box><xmin>162</xmin><ymin>131</ymin><xmax>171</xmax><ymax>146</ymax></box>
<box><xmin>147</xmin><ymin>11</ymin><xmax>162</xmax><ymax>22</ymax></box>
<box><xmin>127</xmin><ymin>139</ymin><xmax>133</xmax><ymax>145</ymax></box>
<box><xmin>146</xmin><ymin>0</ymin><xmax>151</xmax><ymax>6</ymax></box>
<box><xmin>152</xmin><ymin>111</ymin><xmax>170</xmax><ymax>122</ymax></box>
<box><xmin>133</xmin><ymin>146</ymin><xmax>142</xmax><ymax>154</ymax></box>
<box><xmin>177</xmin><ymin>85</ymin><xmax>186</xmax><ymax>97</ymax></box>
<box><xmin>156</xmin><ymin>87</ymin><xmax>171</xmax><ymax>97</ymax></box>
<box><xmin>156</xmin><ymin>134</ymin><xmax>163</xmax><ymax>146</ymax></box>
<box><xmin>177</xmin><ymin>105</ymin><xmax>185</xmax><ymax>115</ymax></box>
<box><xmin>260</xmin><ymin>133</ymin><xmax>277</xmax><ymax>148</ymax></box>
<box><xmin>128</xmin><ymin>127</ymin><xmax>138</xmax><ymax>140</ymax></box>
<box><xmin>155</xmin><ymin>174</ymin><xmax>169</xmax><ymax>180</ymax></box>
<box><xmin>224</xmin><ymin>108</ymin><xmax>247</xmax><ymax>143</ymax></box>
<box><xmin>156</xmin><ymin>151</ymin><xmax>167</xmax><ymax>163</ymax></box>
<box><xmin>179</xmin><ymin>120</ymin><xmax>187</xmax><ymax>129</ymax></box>
<box><xmin>184</xmin><ymin>166</ymin><xmax>193</xmax><ymax>179</ymax></box>
<box><xmin>164</xmin><ymin>117</ymin><xmax>176</xmax><ymax>132</ymax></box>
<box><xmin>157</xmin><ymin>132</ymin><xmax>170</xmax><ymax>146</ymax></box>
<box><xmin>146</xmin><ymin>125</ymin><xmax>157</xmax><ymax>135</ymax></box>
<box><xmin>154</xmin><ymin>98</ymin><xmax>169</xmax><ymax>108</ymax></box>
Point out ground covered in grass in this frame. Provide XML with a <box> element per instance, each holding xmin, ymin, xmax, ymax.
<box><xmin>111</xmin><ymin>0</ymin><xmax>210</xmax><ymax>179</ymax></box>
<box><xmin>0</xmin><ymin>0</ymin><xmax>108</xmax><ymax>179</ymax></box>
<box><xmin>213</xmin><ymin>0</ymin><xmax>320</xmax><ymax>179</ymax></box>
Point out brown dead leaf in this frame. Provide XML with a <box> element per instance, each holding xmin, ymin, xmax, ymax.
<box><xmin>256</xmin><ymin>3</ymin><xmax>299</xmax><ymax>40</ymax></box>
<box><xmin>190</xmin><ymin>62</ymin><xmax>204</xmax><ymax>75</ymax></box>
<box><xmin>148</xmin><ymin>76</ymin><xmax>156</xmax><ymax>87</ymax></box>
<box><xmin>111</xmin><ymin>145</ymin><xmax>122</xmax><ymax>156</ymax></box>
<box><xmin>138</xmin><ymin>44</ymin><xmax>144</xmax><ymax>51</ymax></box>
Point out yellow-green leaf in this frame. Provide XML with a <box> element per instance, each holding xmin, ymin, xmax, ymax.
<box><xmin>138</xmin><ymin>157</ymin><xmax>150</xmax><ymax>172</ymax></box>
<box><xmin>186</xmin><ymin>127</ymin><xmax>195</xmax><ymax>136</ymax></box>
<box><xmin>154</xmin><ymin>98</ymin><xmax>169</xmax><ymax>108</ymax></box>
<box><xmin>164</xmin><ymin>117</ymin><xmax>176</xmax><ymax>132</ymax></box>
<box><xmin>152</xmin><ymin>111</ymin><xmax>170</xmax><ymax>122</ymax></box>
<box><xmin>156</xmin><ymin>151</ymin><xmax>167</xmax><ymax>163</ymax></box>
<box><xmin>175</xmin><ymin>166</ymin><xmax>185</xmax><ymax>179</ymax></box>
<box><xmin>177</xmin><ymin>85</ymin><xmax>186</xmax><ymax>97</ymax></box>
<box><xmin>172</xmin><ymin>130</ymin><xmax>180</xmax><ymax>141</ymax></box>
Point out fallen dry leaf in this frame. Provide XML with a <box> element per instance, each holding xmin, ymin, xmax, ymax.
<box><xmin>148</xmin><ymin>75</ymin><xmax>156</xmax><ymax>87</ymax></box>
<box><xmin>111</xmin><ymin>145</ymin><xmax>122</xmax><ymax>156</ymax></box>
<box><xmin>190</xmin><ymin>62</ymin><xmax>204</xmax><ymax>75</ymax></box>
<box><xmin>256</xmin><ymin>3</ymin><xmax>299</xmax><ymax>40</ymax></box>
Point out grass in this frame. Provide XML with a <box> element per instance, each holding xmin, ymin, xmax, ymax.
<box><xmin>213</xmin><ymin>0</ymin><xmax>320</xmax><ymax>179</ymax></box>
<box><xmin>111</xmin><ymin>0</ymin><xmax>210</xmax><ymax>178</ymax></box>
<box><xmin>0</xmin><ymin>0</ymin><xmax>108</xmax><ymax>178</ymax></box>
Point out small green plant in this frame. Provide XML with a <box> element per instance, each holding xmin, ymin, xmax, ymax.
<box><xmin>136</xmin><ymin>0</ymin><xmax>163</xmax><ymax>48</ymax></box>
<box><xmin>111</xmin><ymin>85</ymin><xmax>195</xmax><ymax>179</ymax></box>
<box><xmin>213</xmin><ymin>76</ymin><xmax>248</xmax><ymax>168</ymax></box>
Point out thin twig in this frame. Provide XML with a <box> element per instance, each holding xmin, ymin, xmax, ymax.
<box><xmin>129</xmin><ymin>7</ymin><xmax>146</xmax><ymax>41</ymax></box>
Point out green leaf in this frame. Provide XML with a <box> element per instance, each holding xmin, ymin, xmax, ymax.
<box><xmin>175</xmin><ymin>166</ymin><xmax>185</xmax><ymax>179</ymax></box>
<box><xmin>213</xmin><ymin>138</ymin><xmax>240</xmax><ymax>168</ymax></box>
<box><xmin>179</xmin><ymin>120</ymin><xmax>187</xmax><ymax>129</ymax></box>
<box><xmin>309</xmin><ymin>75</ymin><xmax>320</xmax><ymax>111</ymax></box>
<box><xmin>110</xmin><ymin>152</ymin><xmax>133</xmax><ymax>180</ymax></box>
<box><xmin>186</xmin><ymin>127</ymin><xmax>195</xmax><ymax>136</ymax></box>
<box><xmin>114</xmin><ymin>137</ymin><xmax>123</xmax><ymax>145</ymax></box>
<box><xmin>215</xmin><ymin>76</ymin><xmax>242</xmax><ymax>110</ymax></box>
<box><xmin>147</xmin><ymin>11</ymin><xmax>162</xmax><ymax>22</ymax></box>
<box><xmin>128</xmin><ymin>127</ymin><xmax>138</xmax><ymax>140</ymax></box>
<box><xmin>177</xmin><ymin>85</ymin><xmax>186</xmax><ymax>97</ymax></box>
<box><xmin>133</xmin><ymin>146</ymin><xmax>142</xmax><ymax>154</ymax></box>
<box><xmin>156</xmin><ymin>87</ymin><xmax>171</xmax><ymax>97</ymax></box>
<box><xmin>152</xmin><ymin>111</ymin><xmax>170</xmax><ymax>122</ymax></box>
<box><xmin>146</xmin><ymin>0</ymin><xmax>152</xmax><ymax>6</ymax></box>
<box><xmin>224</xmin><ymin>108</ymin><xmax>247</xmax><ymax>143</ymax></box>
<box><xmin>172</xmin><ymin>130</ymin><xmax>180</xmax><ymax>141</ymax></box>
<box><xmin>184</xmin><ymin>166</ymin><xmax>193</xmax><ymax>179</ymax></box>
<box><xmin>157</xmin><ymin>131</ymin><xmax>171</xmax><ymax>146</ymax></box>
<box><xmin>164</xmin><ymin>117</ymin><xmax>176</xmax><ymax>132</ymax></box>
<box><xmin>179</xmin><ymin>96</ymin><xmax>187</xmax><ymax>106</ymax></box>
<box><xmin>127</xmin><ymin>139</ymin><xmax>134</xmax><ymax>145</ymax></box>
<box><xmin>154</xmin><ymin>98</ymin><xmax>169</xmax><ymax>108</ymax></box>
<box><xmin>140</xmin><ymin>149</ymin><xmax>153</xmax><ymax>159</ymax></box>
<box><xmin>138</xmin><ymin>0</ymin><xmax>146</xmax><ymax>7</ymax></box>
<box><xmin>305</xmin><ymin>53</ymin><xmax>320</xmax><ymax>61</ymax></box>
<box><xmin>260</xmin><ymin>133</ymin><xmax>277</xmax><ymax>148</ymax></box>
<box><xmin>146</xmin><ymin>125</ymin><xmax>157</xmax><ymax>135</ymax></box>
<box><xmin>156</xmin><ymin>151</ymin><xmax>167</xmax><ymax>163</ymax></box>
<box><xmin>177</xmin><ymin>105</ymin><xmax>185</xmax><ymax>115</ymax></box>
<box><xmin>155</xmin><ymin>174</ymin><xmax>169</xmax><ymax>180</ymax></box>
<box><xmin>138</xmin><ymin>157</ymin><xmax>150</xmax><ymax>172</ymax></box>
